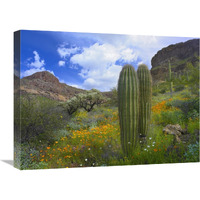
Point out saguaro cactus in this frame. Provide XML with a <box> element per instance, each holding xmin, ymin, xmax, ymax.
<box><xmin>168</xmin><ymin>60</ymin><xmax>173</xmax><ymax>97</ymax></box>
<box><xmin>137</xmin><ymin>64</ymin><xmax>152</xmax><ymax>142</ymax></box>
<box><xmin>118</xmin><ymin>64</ymin><xmax>139</xmax><ymax>156</ymax></box>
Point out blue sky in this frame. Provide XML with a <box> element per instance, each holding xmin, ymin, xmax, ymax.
<box><xmin>17</xmin><ymin>30</ymin><xmax>194</xmax><ymax>91</ymax></box>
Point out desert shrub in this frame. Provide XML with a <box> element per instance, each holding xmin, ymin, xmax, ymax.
<box><xmin>53</xmin><ymin>129</ymin><xmax>72</xmax><ymax>140</ymax></box>
<box><xmin>77</xmin><ymin>89</ymin><xmax>105</xmax><ymax>112</ymax></box>
<box><xmin>180</xmin><ymin>91</ymin><xmax>191</xmax><ymax>98</ymax></box>
<box><xmin>186</xmin><ymin>63</ymin><xmax>199</xmax><ymax>96</ymax></box>
<box><xmin>14</xmin><ymin>142</ymin><xmax>49</xmax><ymax>170</ymax></box>
<box><xmin>153</xmin><ymin>110</ymin><xmax>184</xmax><ymax>126</ymax></box>
<box><xmin>170</xmin><ymin>98</ymin><xmax>199</xmax><ymax>121</ymax></box>
<box><xmin>184</xmin><ymin>142</ymin><xmax>199</xmax><ymax>162</ymax></box>
<box><xmin>152</xmin><ymin>91</ymin><xmax>158</xmax><ymax>96</ymax></box>
<box><xmin>67</xmin><ymin>121</ymin><xmax>84</xmax><ymax>130</ymax></box>
<box><xmin>187</xmin><ymin>118</ymin><xmax>199</xmax><ymax>134</ymax></box>
<box><xmin>174</xmin><ymin>84</ymin><xmax>185</xmax><ymax>92</ymax></box>
<box><xmin>66</xmin><ymin>110</ymin><xmax>95</xmax><ymax>130</ymax></box>
<box><xmin>18</xmin><ymin>95</ymin><xmax>65</xmax><ymax>145</ymax></box>
<box><xmin>159</xmin><ymin>88</ymin><xmax>167</xmax><ymax>94</ymax></box>
<box><xmin>108</xmin><ymin>87</ymin><xmax>118</xmax><ymax>106</ymax></box>
<box><xmin>63</xmin><ymin>96</ymin><xmax>80</xmax><ymax>115</ymax></box>
<box><xmin>66</xmin><ymin>107</ymin><xmax>117</xmax><ymax>131</ymax></box>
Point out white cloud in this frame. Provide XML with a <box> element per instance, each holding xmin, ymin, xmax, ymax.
<box><xmin>82</xmin><ymin>64</ymin><xmax>122</xmax><ymax>91</ymax></box>
<box><xmin>70</xmin><ymin>43</ymin><xmax>128</xmax><ymax>91</ymax></box>
<box><xmin>21</xmin><ymin>67</ymin><xmax>46</xmax><ymax>77</ymax></box>
<box><xmin>21</xmin><ymin>51</ymin><xmax>55</xmax><ymax>78</ymax></box>
<box><xmin>58</xmin><ymin>60</ymin><xmax>65</xmax><ymax>67</ymax></box>
<box><xmin>137</xmin><ymin>61</ymin><xmax>145</xmax><ymax>66</ymax></box>
<box><xmin>57</xmin><ymin>45</ymin><xmax>80</xmax><ymax>59</ymax></box>
<box><xmin>120</xmin><ymin>48</ymin><xmax>138</xmax><ymax>62</ymax></box>
<box><xmin>91</xmin><ymin>34</ymin><xmax>162</xmax><ymax>68</ymax></box>
<box><xmin>28</xmin><ymin>51</ymin><xmax>45</xmax><ymax>68</ymax></box>
<box><xmin>47</xmin><ymin>70</ymin><xmax>55</xmax><ymax>76</ymax></box>
<box><xmin>68</xmin><ymin>83</ymin><xmax>83</xmax><ymax>89</ymax></box>
<box><xmin>59</xmin><ymin>79</ymin><xmax>83</xmax><ymax>89</ymax></box>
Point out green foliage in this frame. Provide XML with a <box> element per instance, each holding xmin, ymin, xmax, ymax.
<box><xmin>137</xmin><ymin>64</ymin><xmax>152</xmax><ymax>139</ymax></box>
<box><xmin>66</xmin><ymin>107</ymin><xmax>115</xmax><ymax>131</ymax></box>
<box><xmin>174</xmin><ymin>84</ymin><xmax>185</xmax><ymax>92</ymax></box>
<box><xmin>160</xmin><ymin>110</ymin><xmax>184</xmax><ymax>126</ymax></box>
<box><xmin>14</xmin><ymin>95</ymin><xmax>199</xmax><ymax>169</ymax></box>
<box><xmin>168</xmin><ymin>60</ymin><xmax>173</xmax><ymax>97</ymax></box>
<box><xmin>14</xmin><ymin>142</ymin><xmax>49</xmax><ymax>170</ymax></box>
<box><xmin>60</xmin><ymin>89</ymin><xmax>106</xmax><ymax>115</ymax></box>
<box><xmin>184</xmin><ymin>142</ymin><xmax>199</xmax><ymax>162</ymax></box>
<box><xmin>159</xmin><ymin>88</ymin><xmax>167</xmax><ymax>94</ymax></box>
<box><xmin>152</xmin><ymin>91</ymin><xmax>158</xmax><ymax>96</ymax></box>
<box><xmin>170</xmin><ymin>98</ymin><xmax>199</xmax><ymax>122</ymax></box>
<box><xmin>180</xmin><ymin>91</ymin><xmax>191</xmax><ymax>98</ymax></box>
<box><xmin>61</xmin><ymin>96</ymin><xmax>79</xmax><ymax>115</ymax></box>
<box><xmin>109</xmin><ymin>87</ymin><xmax>118</xmax><ymax>106</ymax></box>
<box><xmin>187</xmin><ymin>119</ymin><xmax>199</xmax><ymax>134</ymax></box>
<box><xmin>16</xmin><ymin>95</ymin><xmax>65</xmax><ymax>145</ymax></box>
<box><xmin>186</xmin><ymin>62</ymin><xmax>199</xmax><ymax>95</ymax></box>
<box><xmin>76</xmin><ymin>89</ymin><xmax>105</xmax><ymax>112</ymax></box>
<box><xmin>118</xmin><ymin>64</ymin><xmax>139</xmax><ymax>157</ymax></box>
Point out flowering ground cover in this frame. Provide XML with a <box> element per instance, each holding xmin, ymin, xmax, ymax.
<box><xmin>15</xmin><ymin>93</ymin><xmax>198</xmax><ymax>169</ymax></box>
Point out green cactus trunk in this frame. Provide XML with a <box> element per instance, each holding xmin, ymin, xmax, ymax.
<box><xmin>137</xmin><ymin>64</ymin><xmax>152</xmax><ymax>143</ymax></box>
<box><xmin>186</xmin><ymin>70</ymin><xmax>189</xmax><ymax>81</ymax></box>
<box><xmin>118</xmin><ymin>64</ymin><xmax>139</xmax><ymax>157</ymax></box>
<box><xmin>168</xmin><ymin>61</ymin><xmax>173</xmax><ymax>97</ymax></box>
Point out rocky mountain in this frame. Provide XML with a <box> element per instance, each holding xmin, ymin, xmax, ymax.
<box><xmin>151</xmin><ymin>39</ymin><xmax>199</xmax><ymax>81</ymax></box>
<box><xmin>20</xmin><ymin>71</ymin><xmax>85</xmax><ymax>101</ymax></box>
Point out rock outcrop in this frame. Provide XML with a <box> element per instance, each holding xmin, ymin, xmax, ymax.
<box><xmin>151</xmin><ymin>39</ymin><xmax>199</xmax><ymax>81</ymax></box>
<box><xmin>163</xmin><ymin>124</ymin><xmax>186</xmax><ymax>143</ymax></box>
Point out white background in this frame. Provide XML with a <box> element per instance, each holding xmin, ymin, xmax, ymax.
<box><xmin>0</xmin><ymin>0</ymin><xmax>199</xmax><ymax>199</ymax></box>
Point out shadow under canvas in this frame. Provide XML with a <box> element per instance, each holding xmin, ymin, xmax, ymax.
<box><xmin>1</xmin><ymin>160</ymin><xmax>13</xmax><ymax>166</ymax></box>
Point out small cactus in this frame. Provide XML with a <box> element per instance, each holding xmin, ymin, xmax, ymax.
<box><xmin>137</xmin><ymin>64</ymin><xmax>152</xmax><ymax>142</ymax></box>
<box><xmin>168</xmin><ymin>60</ymin><xmax>173</xmax><ymax>97</ymax></box>
<box><xmin>118</xmin><ymin>64</ymin><xmax>139</xmax><ymax>156</ymax></box>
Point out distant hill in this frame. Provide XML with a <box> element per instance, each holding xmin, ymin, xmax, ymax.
<box><xmin>151</xmin><ymin>39</ymin><xmax>199</xmax><ymax>82</ymax></box>
<box><xmin>19</xmin><ymin>71</ymin><xmax>111</xmax><ymax>101</ymax></box>
<box><xmin>20</xmin><ymin>71</ymin><xmax>85</xmax><ymax>101</ymax></box>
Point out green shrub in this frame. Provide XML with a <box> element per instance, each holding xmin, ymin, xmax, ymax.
<box><xmin>184</xmin><ymin>142</ymin><xmax>199</xmax><ymax>162</ymax></box>
<box><xmin>180</xmin><ymin>91</ymin><xmax>191</xmax><ymax>98</ymax></box>
<box><xmin>154</xmin><ymin>110</ymin><xmax>184</xmax><ymax>126</ymax></box>
<box><xmin>187</xmin><ymin>119</ymin><xmax>199</xmax><ymax>134</ymax></box>
<box><xmin>63</xmin><ymin>96</ymin><xmax>80</xmax><ymax>115</ymax></box>
<box><xmin>170</xmin><ymin>98</ymin><xmax>199</xmax><ymax>121</ymax></box>
<box><xmin>53</xmin><ymin>129</ymin><xmax>72</xmax><ymax>140</ymax></box>
<box><xmin>159</xmin><ymin>88</ymin><xmax>167</xmax><ymax>94</ymax></box>
<box><xmin>152</xmin><ymin>92</ymin><xmax>158</xmax><ymax>96</ymax></box>
<box><xmin>77</xmin><ymin>89</ymin><xmax>105</xmax><ymax>112</ymax></box>
<box><xmin>17</xmin><ymin>95</ymin><xmax>65</xmax><ymax>145</ymax></box>
<box><xmin>174</xmin><ymin>85</ymin><xmax>185</xmax><ymax>92</ymax></box>
<box><xmin>109</xmin><ymin>87</ymin><xmax>118</xmax><ymax>106</ymax></box>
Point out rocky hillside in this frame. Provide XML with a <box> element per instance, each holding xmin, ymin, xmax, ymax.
<box><xmin>19</xmin><ymin>71</ymin><xmax>111</xmax><ymax>101</ymax></box>
<box><xmin>20</xmin><ymin>71</ymin><xmax>85</xmax><ymax>101</ymax></box>
<box><xmin>151</xmin><ymin>39</ymin><xmax>199</xmax><ymax>81</ymax></box>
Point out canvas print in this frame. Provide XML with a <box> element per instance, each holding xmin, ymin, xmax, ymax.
<box><xmin>14</xmin><ymin>30</ymin><xmax>200</xmax><ymax>170</ymax></box>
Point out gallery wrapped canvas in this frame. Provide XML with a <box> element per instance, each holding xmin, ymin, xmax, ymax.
<box><xmin>14</xmin><ymin>30</ymin><xmax>200</xmax><ymax>170</ymax></box>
